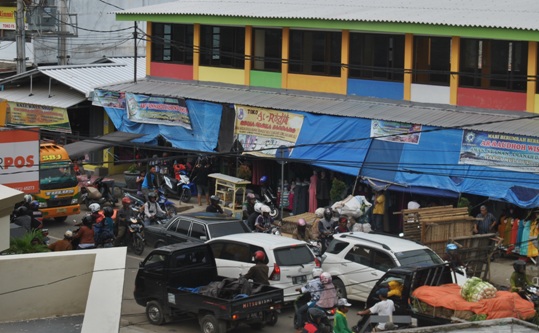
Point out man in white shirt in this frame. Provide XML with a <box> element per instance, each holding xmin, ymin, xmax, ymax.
<box><xmin>357</xmin><ymin>288</ymin><xmax>395</xmax><ymax>331</ymax></box>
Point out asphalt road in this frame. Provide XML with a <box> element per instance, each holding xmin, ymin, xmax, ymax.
<box><xmin>44</xmin><ymin>211</ymin><xmax>367</xmax><ymax>333</ymax></box>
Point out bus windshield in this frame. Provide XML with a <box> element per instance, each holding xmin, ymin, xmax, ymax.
<box><xmin>40</xmin><ymin>161</ymin><xmax>78</xmax><ymax>189</ymax></box>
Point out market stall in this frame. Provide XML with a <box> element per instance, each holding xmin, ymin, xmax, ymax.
<box><xmin>208</xmin><ymin>173</ymin><xmax>251</xmax><ymax>218</ymax></box>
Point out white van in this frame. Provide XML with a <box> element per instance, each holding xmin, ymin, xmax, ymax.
<box><xmin>207</xmin><ymin>233</ymin><xmax>318</xmax><ymax>303</ymax></box>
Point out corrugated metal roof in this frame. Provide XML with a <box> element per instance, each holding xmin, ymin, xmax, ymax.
<box><xmin>117</xmin><ymin>0</ymin><xmax>539</xmax><ymax>31</ymax></box>
<box><xmin>0</xmin><ymin>85</ymin><xmax>86</xmax><ymax>108</ymax></box>
<box><xmin>100</xmin><ymin>78</ymin><xmax>539</xmax><ymax>137</ymax></box>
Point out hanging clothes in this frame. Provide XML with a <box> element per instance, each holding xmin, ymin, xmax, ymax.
<box><xmin>517</xmin><ymin>219</ymin><xmax>525</xmax><ymax>253</ymax></box>
<box><xmin>308</xmin><ymin>172</ymin><xmax>318</xmax><ymax>213</ymax></box>
<box><xmin>528</xmin><ymin>220</ymin><xmax>539</xmax><ymax>258</ymax></box>
<box><xmin>503</xmin><ymin>218</ymin><xmax>513</xmax><ymax>247</ymax></box>
<box><xmin>508</xmin><ymin>218</ymin><xmax>519</xmax><ymax>253</ymax></box>
<box><xmin>520</xmin><ymin>220</ymin><xmax>530</xmax><ymax>256</ymax></box>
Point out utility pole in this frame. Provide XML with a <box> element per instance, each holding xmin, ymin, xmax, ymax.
<box><xmin>134</xmin><ymin>22</ymin><xmax>137</xmax><ymax>83</ymax></box>
<box><xmin>58</xmin><ymin>0</ymin><xmax>68</xmax><ymax>65</ymax></box>
<box><xmin>15</xmin><ymin>0</ymin><xmax>26</xmax><ymax>73</ymax></box>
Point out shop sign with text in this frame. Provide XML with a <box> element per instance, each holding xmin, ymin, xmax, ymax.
<box><xmin>0</xmin><ymin>128</ymin><xmax>39</xmax><ymax>193</ymax></box>
<box><xmin>6</xmin><ymin>102</ymin><xmax>71</xmax><ymax>133</ymax></box>
<box><xmin>126</xmin><ymin>93</ymin><xmax>191</xmax><ymax>129</ymax></box>
<box><xmin>371</xmin><ymin>120</ymin><xmax>421</xmax><ymax>144</ymax></box>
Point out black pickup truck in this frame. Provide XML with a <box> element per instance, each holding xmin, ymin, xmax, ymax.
<box><xmin>134</xmin><ymin>242</ymin><xmax>284</xmax><ymax>333</ymax></box>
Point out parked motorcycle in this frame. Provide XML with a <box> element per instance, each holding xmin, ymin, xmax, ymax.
<box><xmin>80</xmin><ymin>176</ymin><xmax>117</xmax><ymax>210</ymax></box>
<box><xmin>162</xmin><ymin>172</ymin><xmax>192</xmax><ymax>203</ymax></box>
<box><xmin>261</xmin><ymin>186</ymin><xmax>280</xmax><ymax>219</ymax></box>
<box><xmin>126</xmin><ymin>216</ymin><xmax>145</xmax><ymax>255</ymax></box>
<box><xmin>157</xmin><ymin>187</ymin><xmax>177</xmax><ymax>217</ymax></box>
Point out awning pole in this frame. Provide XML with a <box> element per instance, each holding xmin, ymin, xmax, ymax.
<box><xmin>352</xmin><ymin>137</ymin><xmax>374</xmax><ymax>195</ymax></box>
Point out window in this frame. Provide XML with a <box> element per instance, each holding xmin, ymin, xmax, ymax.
<box><xmin>349</xmin><ymin>33</ymin><xmax>404</xmax><ymax>81</ymax></box>
<box><xmin>274</xmin><ymin>245</ymin><xmax>314</xmax><ymax>266</ymax></box>
<box><xmin>413</xmin><ymin>36</ymin><xmax>451</xmax><ymax>85</ymax></box>
<box><xmin>372</xmin><ymin>251</ymin><xmax>395</xmax><ymax>271</ymax></box>
<box><xmin>344</xmin><ymin>245</ymin><xmax>371</xmax><ymax>266</ymax></box>
<box><xmin>289</xmin><ymin>30</ymin><xmax>341</xmax><ymax>76</ymax></box>
<box><xmin>167</xmin><ymin>220</ymin><xmax>179</xmax><ymax>232</ymax></box>
<box><xmin>142</xmin><ymin>253</ymin><xmax>167</xmax><ymax>272</ymax></box>
<box><xmin>459</xmin><ymin>39</ymin><xmax>527</xmax><ymax>91</ymax></box>
<box><xmin>252</xmin><ymin>28</ymin><xmax>282</xmax><ymax>71</ymax></box>
<box><xmin>190</xmin><ymin>223</ymin><xmax>207</xmax><ymax>240</ymax></box>
<box><xmin>151</xmin><ymin>23</ymin><xmax>193</xmax><ymax>64</ymax></box>
<box><xmin>176</xmin><ymin>220</ymin><xmax>190</xmax><ymax>235</ymax></box>
<box><xmin>395</xmin><ymin>249</ymin><xmax>443</xmax><ymax>267</ymax></box>
<box><xmin>326</xmin><ymin>239</ymin><xmax>349</xmax><ymax>254</ymax></box>
<box><xmin>200</xmin><ymin>25</ymin><xmax>245</xmax><ymax>68</ymax></box>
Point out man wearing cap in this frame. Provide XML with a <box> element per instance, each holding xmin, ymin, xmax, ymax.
<box><xmin>334</xmin><ymin>298</ymin><xmax>353</xmax><ymax>333</ymax></box>
<box><xmin>48</xmin><ymin>230</ymin><xmax>74</xmax><ymax>251</ymax></box>
<box><xmin>357</xmin><ymin>288</ymin><xmax>395</xmax><ymax>331</ymax></box>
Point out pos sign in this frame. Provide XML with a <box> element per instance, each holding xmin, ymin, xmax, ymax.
<box><xmin>0</xmin><ymin>128</ymin><xmax>39</xmax><ymax>193</ymax></box>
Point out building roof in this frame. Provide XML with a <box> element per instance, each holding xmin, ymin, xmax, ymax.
<box><xmin>100</xmin><ymin>78</ymin><xmax>539</xmax><ymax>138</ymax></box>
<box><xmin>117</xmin><ymin>0</ymin><xmax>539</xmax><ymax>31</ymax></box>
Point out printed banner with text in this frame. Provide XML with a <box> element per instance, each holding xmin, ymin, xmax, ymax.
<box><xmin>126</xmin><ymin>93</ymin><xmax>192</xmax><ymax>129</ymax></box>
<box><xmin>234</xmin><ymin>105</ymin><xmax>304</xmax><ymax>156</ymax></box>
<box><xmin>6</xmin><ymin>102</ymin><xmax>71</xmax><ymax>133</ymax></box>
<box><xmin>93</xmin><ymin>89</ymin><xmax>125</xmax><ymax>109</ymax></box>
<box><xmin>371</xmin><ymin>120</ymin><xmax>422</xmax><ymax>144</ymax></box>
<box><xmin>459</xmin><ymin>130</ymin><xmax>539</xmax><ymax>173</ymax></box>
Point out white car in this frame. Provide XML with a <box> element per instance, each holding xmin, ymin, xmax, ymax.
<box><xmin>322</xmin><ymin>232</ymin><xmax>448</xmax><ymax>302</ymax></box>
<box><xmin>207</xmin><ymin>233</ymin><xmax>318</xmax><ymax>302</ymax></box>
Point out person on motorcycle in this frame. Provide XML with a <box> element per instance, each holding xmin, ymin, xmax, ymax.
<box><xmin>94</xmin><ymin>206</ymin><xmax>115</xmax><ymax>248</ymax></box>
<box><xmin>247</xmin><ymin>202</ymin><xmax>264</xmax><ymax>230</ymax></box>
<box><xmin>302</xmin><ymin>307</ymin><xmax>332</xmax><ymax>333</ymax></box>
<box><xmin>115</xmin><ymin>197</ymin><xmax>134</xmax><ymax>246</ymax></box>
<box><xmin>293</xmin><ymin>218</ymin><xmax>315</xmax><ymax>242</ymax></box>
<box><xmin>242</xmin><ymin>192</ymin><xmax>257</xmax><ymax>220</ymax></box>
<box><xmin>318</xmin><ymin>207</ymin><xmax>334</xmax><ymax>253</ymax></box>
<box><xmin>334</xmin><ymin>216</ymin><xmax>350</xmax><ymax>234</ymax></box>
<box><xmin>12</xmin><ymin>206</ymin><xmax>32</xmax><ymax>232</ymax></box>
<box><xmin>243</xmin><ymin>250</ymin><xmax>269</xmax><ymax>285</ymax></box>
<box><xmin>48</xmin><ymin>230</ymin><xmax>73</xmax><ymax>251</ymax></box>
<box><xmin>254</xmin><ymin>205</ymin><xmax>279</xmax><ymax>233</ymax></box>
<box><xmin>510</xmin><ymin>260</ymin><xmax>533</xmax><ymax>293</ymax></box>
<box><xmin>206</xmin><ymin>195</ymin><xmax>224</xmax><ymax>214</ymax></box>
<box><xmin>295</xmin><ymin>268</ymin><xmax>324</xmax><ymax>329</ymax></box>
<box><xmin>442</xmin><ymin>243</ymin><xmax>464</xmax><ymax>269</ymax></box>
<box><xmin>143</xmin><ymin>192</ymin><xmax>166</xmax><ymax>226</ymax></box>
<box><xmin>11</xmin><ymin>194</ymin><xmax>33</xmax><ymax>221</ymax></box>
<box><xmin>73</xmin><ymin>215</ymin><xmax>95</xmax><ymax>249</ymax></box>
<box><xmin>141</xmin><ymin>166</ymin><xmax>159</xmax><ymax>201</ymax></box>
<box><xmin>29</xmin><ymin>200</ymin><xmax>43</xmax><ymax>229</ymax></box>
<box><xmin>316</xmin><ymin>272</ymin><xmax>337</xmax><ymax>310</ymax></box>
<box><xmin>357</xmin><ymin>288</ymin><xmax>395</xmax><ymax>332</ymax></box>
<box><xmin>334</xmin><ymin>298</ymin><xmax>353</xmax><ymax>333</ymax></box>
<box><xmin>260</xmin><ymin>175</ymin><xmax>277</xmax><ymax>208</ymax></box>
<box><xmin>89</xmin><ymin>203</ymin><xmax>104</xmax><ymax>225</ymax></box>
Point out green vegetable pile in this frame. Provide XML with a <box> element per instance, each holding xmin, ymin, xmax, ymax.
<box><xmin>460</xmin><ymin>277</ymin><xmax>497</xmax><ymax>302</ymax></box>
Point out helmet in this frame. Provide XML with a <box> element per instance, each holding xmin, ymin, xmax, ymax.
<box><xmin>148</xmin><ymin>192</ymin><xmax>157</xmax><ymax>199</ymax></box>
<box><xmin>64</xmin><ymin>230</ymin><xmax>73</xmax><ymax>238</ymax></box>
<box><xmin>254</xmin><ymin>250</ymin><xmax>265</xmax><ymax>261</ymax></box>
<box><xmin>312</xmin><ymin>267</ymin><xmax>323</xmax><ymax>279</ymax></box>
<box><xmin>103</xmin><ymin>206</ymin><xmax>114</xmax><ymax>217</ymax></box>
<box><xmin>23</xmin><ymin>194</ymin><xmax>32</xmax><ymax>203</ymax></box>
<box><xmin>121</xmin><ymin>197</ymin><xmax>131</xmax><ymax>205</ymax></box>
<box><xmin>260</xmin><ymin>175</ymin><xmax>268</xmax><ymax>183</ymax></box>
<box><xmin>30</xmin><ymin>200</ymin><xmax>39</xmax><ymax>210</ymax></box>
<box><xmin>81</xmin><ymin>215</ymin><xmax>93</xmax><ymax>226</ymax></box>
<box><xmin>210</xmin><ymin>195</ymin><xmax>220</xmax><ymax>204</ymax></box>
<box><xmin>307</xmin><ymin>308</ymin><xmax>326</xmax><ymax>323</ymax></box>
<box><xmin>513</xmin><ymin>260</ymin><xmax>527</xmax><ymax>273</ymax></box>
<box><xmin>446</xmin><ymin>243</ymin><xmax>458</xmax><ymax>253</ymax></box>
<box><xmin>254</xmin><ymin>202</ymin><xmax>264</xmax><ymax>213</ymax></box>
<box><xmin>15</xmin><ymin>206</ymin><xmax>28</xmax><ymax>217</ymax></box>
<box><xmin>315</xmin><ymin>207</ymin><xmax>325</xmax><ymax>218</ymax></box>
<box><xmin>320</xmin><ymin>272</ymin><xmax>332</xmax><ymax>284</ymax></box>
<box><xmin>323</xmin><ymin>207</ymin><xmax>333</xmax><ymax>221</ymax></box>
<box><xmin>89</xmin><ymin>203</ymin><xmax>101</xmax><ymax>213</ymax></box>
<box><xmin>298</xmin><ymin>218</ymin><xmax>306</xmax><ymax>227</ymax></box>
<box><xmin>247</xmin><ymin>193</ymin><xmax>256</xmax><ymax>200</ymax></box>
<box><xmin>261</xmin><ymin>205</ymin><xmax>271</xmax><ymax>214</ymax></box>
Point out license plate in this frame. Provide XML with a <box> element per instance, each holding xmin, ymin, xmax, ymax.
<box><xmin>292</xmin><ymin>275</ymin><xmax>307</xmax><ymax>285</ymax></box>
<box><xmin>57</xmin><ymin>208</ymin><xmax>67</xmax><ymax>213</ymax></box>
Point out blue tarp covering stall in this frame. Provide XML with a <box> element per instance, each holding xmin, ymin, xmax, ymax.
<box><xmin>103</xmin><ymin>99</ymin><xmax>222</xmax><ymax>152</ymax></box>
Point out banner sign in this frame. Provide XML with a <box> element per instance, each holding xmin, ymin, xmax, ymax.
<box><xmin>93</xmin><ymin>89</ymin><xmax>125</xmax><ymax>109</ymax></box>
<box><xmin>0</xmin><ymin>128</ymin><xmax>40</xmax><ymax>193</ymax></box>
<box><xmin>459</xmin><ymin>130</ymin><xmax>539</xmax><ymax>173</ymax></box>
<box><xmin>234</xmin><ymin>105</ymin><xmax>304</xmax><ymax>156</ymax></box>
<box><xmin>6</xmin><ymin>102</ymin><xmax>71</xmax><ymax>133</ymax></box>
<box><xmin>125</xmin><ymin>92</ymin><xmax>192</xmax><ymax>129</ymax></box>
<box><xmin>371</xmin><ymin>120</ymin><xmax>421</xmax><ymax>144</ymax></box>
<box><xmin>0</xmin><ymin>7</ymin><xmax>16</xmax><ymax>30</ymax></box>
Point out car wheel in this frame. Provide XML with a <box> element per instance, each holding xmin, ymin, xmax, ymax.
<box><xmin>333</xmin><ymin>278</ymin><xmax>347</xmax><ymax>299</ymax></box>
<box><xmin>180</xmin><ymin>188</ymin><xmax>191</xmax><ymax>203</ymax></box>
<box><xmin>199</xmin><ymin>314</ymin><xmax>226</xmax><ymax>333</ymax></box>
<box><xmin>146</xmin><ymin>300</ymin><xmax>166</xmax><ymax>325</ymax></box>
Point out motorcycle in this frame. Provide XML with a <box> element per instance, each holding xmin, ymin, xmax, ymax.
<box><xmin>126</xmin><ymin>216</ymin><xmax>145</xmax><ymax>255</ymax></box>
<box><xmin>80</xmin><ymin>176</ymin><xmax>117</xmax><ymax>210</ymax></box>
<box><xmin>162</xmin><ymin>172</ymin><xmax>192</xmax><ymax>203</ymax></box>
<box><xmin>157</xmin><ymin>187</ymin><xmax>177</xmax><ymax>217</ymax></box>
<box><xmin>124</xmin><ymin>192</ymin><xmax>145</xmax><ymax>212</ymax></box>
<box><xmin>293</xmin><ymin>292</ymin><xmax>335</xmax><ymax>330</ymax></box>
<box><xmin>261</xmin><ymin>187</ymin><xmax>280</xmax><ymax>219</ymax></box>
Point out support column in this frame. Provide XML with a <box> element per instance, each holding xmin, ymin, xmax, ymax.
<box><xmin>193</xmin><ymin>24</ymin><xmax>200</xmax><ymax>81</ymax></box>
<box><xmin>146</xmin><ymin>22</ymin><xmax>152</xmax><ymax>75</ymax></box>
<box><xmin>450</xmin><ymin>36</ymin><xmax>461</xmax><ymax>105</ymax></box>
<box><xmin>245</xmin><ymin>26</ymin><xmax>252</xmax><ymax>86</ymax></box>
<box><xmin>527</xmin><ymin>41</ymin><xmax>537</xmax><ymax>113</ymax></box>
<box><xmin>282</xmin><ymin>28</ymin><xmax>289</xmax><ymax>89</ymax></box>
<box><xmin>341</xmin><ymin>30</ymin><xmax>350</xmax><ymax>94</ymax></box>
<box><xmin>403</xmin><ymin>33</ymin><xmax>413</xmax><ymax>100</ymax></box>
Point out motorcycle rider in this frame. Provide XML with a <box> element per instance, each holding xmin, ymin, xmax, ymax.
<box><xmin>247</xmin><ymin>202</ymin><xmax>263</xmax><ymax>230</ymax></box>
<box><xmin>48</xmin><ymin>230</ymin><xmax>73</xmax><ymax>251</ymax></box>
<box><xmin>510</xmin><ymin>260</ymin><xmax>533</xmax><ymax>296</ymax></box>
<box><xmin>295</xmin><ymin>267</ymin><xmax>324</xmax><ymax>329</ymax></box>
<box><xmin>293</xmin><ymin>218</ymin><xmax>315</xmax><ymax>242</ymax></box>
<box><xmin>141</xmin><ymin>166</ymin><xmax>159</xmax><ymax>201</ymax></box>
<box><xmin>442</xmin><ymin>243</ymin><xmax>464</xmax><ymax>269</ymax></box>
<box><xmin>243</xmin><ymin>250</ymin><xmax>269</xmax><ymax>285</ymax></box>
<box><xmin>11</xmin><ymin>194</ymin><xmax>33</xmax><ymax>221</ymax></box>
<box><xmin>89</xmin><ymin>203</ymin><xmax>105</xmax><ymax>225</ymax></box>
<box><xmin>206</xmin><ymin>195</ymin><xmax>224</xmax><ymax>214</ymax></box>
<box><xmin>143</xmin><ymin>192</ymin><xmax>166</xmax><ymax>226</ymax></box>
<box><xmin>94</xmin><ymin>206</ymin><xmax>115</xmax><ymax>248</ymax></box>
<box><xmin>115</xmin><ymin>197</ymin><xmax>134</xmax><ymax>246</ymax></box>
<box><xmin>254</xmin><ymin>205</ymin><xmax>279</xmax><ymax>233</ymax></box>
<box><xmin>316</xmin><ymin>272</ymin><xmax>337</xmax><ymax>310</ymax></box>
<box><xmin>12</xmin><ymin>206</ymin><xmax>32</xmax><ymax>232</ymax></box>
<box><xmin>73</xmin><ymin>215</ymin><xmax>95</xmax><ymax>249</ymax></box>
<box><xmin>334</xmin><ymin>216</ymin><xmax>350</xmax><ymax>234</ymax></box>
<box><xmin>302</xmin><ymin>307</ymin><xmax>332</xmax><ymax>333</ymax></box>
<box><xmin>242</xmin><ymin>192</ymin><xmax>257</xmax><ymax>220</ymax></box>
<box><xmin>318</xmin><ymin>207</ymin><xmax>334</xmax><ymax>253</ymax></box>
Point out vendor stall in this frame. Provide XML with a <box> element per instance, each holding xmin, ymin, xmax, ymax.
<box><xmin>208</xmin><ymin>173</ymin><xmax>251</xmax><ymax>218</ymax></box>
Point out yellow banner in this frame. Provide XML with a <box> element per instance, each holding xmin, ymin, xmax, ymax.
<box><xmin>234</xmin><ymin>105</ymin><xmax>303</xmax><ymax>156</ymax></box>
<box><xmin>0</xmin><ymin>7</ymin><xmax>15</xmax><ymax>29</ymax></box>
<box><xmin>7</xmin><ymin>102</ymin><xmax>72</xmax><ymax>133</ymax></box>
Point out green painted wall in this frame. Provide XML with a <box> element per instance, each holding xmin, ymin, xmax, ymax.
<box><xmin>117</xmin><ymin>14</ymin><xmax>539</xmax><ymax>41</ymax></box>
<box><xmin>250</xmin><ymin>71</ymin><xmax>282</xmax><ymax>89</ymax></box>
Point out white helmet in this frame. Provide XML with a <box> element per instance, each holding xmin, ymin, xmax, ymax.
<box><xmin>23</xmin><ymin>194</ymin><xmax>33</xmax><ymax>203</ymax></box>
<box><xmin>64</xmin><ymin>230</ymin><xmax>73</xmax><ymax>238</ymax></box>
<box><xmin>312</xmin><ymin>267</ymin><xmax>323</xmax><ymax>279</ymax></box>
<box><xmin>254</xmin><ymin>202</ymin><xmax>264</xmax><ymax>213</ymax></box>
<box><xmin>261</xmin><ymin>205</ymin><xmax>271</xmax><ymax>214</ymax></box>
<box><xmin>315</xmin><ymin>207</ymin><xmax>325</xmax><ymax>218</ymax></box>
<box><xmin>320</xmin><ymin>272</ymin><xmax>332</xmax><ymax>284</ymax></box>
<box><xmin>89</xmin><ymin>203</ymin><xmax>101</xmax><ymax>213</ymax></box>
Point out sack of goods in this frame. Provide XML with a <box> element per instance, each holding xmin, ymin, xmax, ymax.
<box><xmin>460</xmin><ymin>277</ymin><xmax>497</xmax><ymax>302</ymax></box>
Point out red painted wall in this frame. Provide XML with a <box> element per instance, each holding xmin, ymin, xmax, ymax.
<box><xmin>150</xmin><ymin>63</ymin><xmax>193</xmax><ymax>80</ymax></box>
<box><xmin>457</xmin><ymin>87</ymin><xmax>526</xmax><ymax>111</ymax></box>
